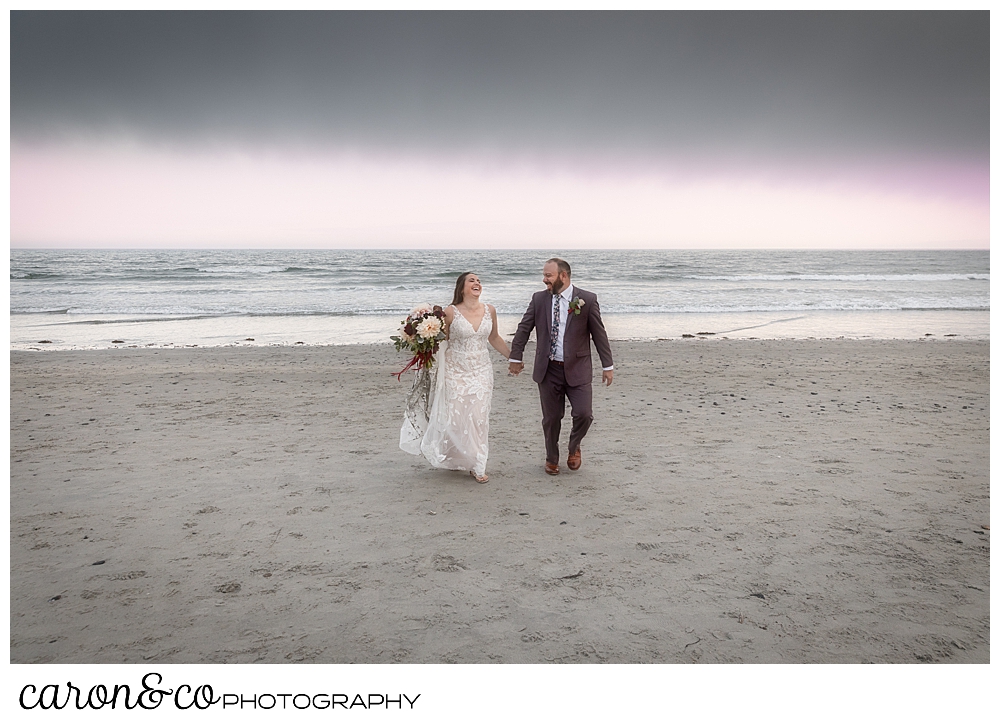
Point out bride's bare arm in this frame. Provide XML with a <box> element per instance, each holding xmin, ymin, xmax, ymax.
<box><xmin>443</xmin><ymin>305</ymin><xmax>455</xmax><ymax>340</ymax></box>
<box><xmin>487</xmin><ymin>305</ymin><xmax>510</xmax><ymax>358</ymax></box>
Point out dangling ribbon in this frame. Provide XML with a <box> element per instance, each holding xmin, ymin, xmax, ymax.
<box><xmin>392</xmin><ymin>349</ymin><xmax>435</xmax><ymax>381</ymax></box>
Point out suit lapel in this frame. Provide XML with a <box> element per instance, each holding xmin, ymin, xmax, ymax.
<box><xmin>562</xmin><ymin>286</ymin><xmax>574</xmax><ymax>338</ymax></box>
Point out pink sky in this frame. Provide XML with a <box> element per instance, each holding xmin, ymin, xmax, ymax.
<box><xmin>10</xmin><ymin>142</ymin><xmax>989</xmax><ymax>249</ymax></box>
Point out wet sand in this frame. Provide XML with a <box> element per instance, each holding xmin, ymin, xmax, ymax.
<box><xmin>9</xmin><ymin>339</ymin><xmax>989</xmax><ymax>663</ymax></box>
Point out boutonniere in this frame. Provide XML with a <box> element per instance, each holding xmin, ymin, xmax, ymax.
<box><xmin>568</xmin><ymin>297</ymin><xmax>585</xmax><ymax>315</ymax></box>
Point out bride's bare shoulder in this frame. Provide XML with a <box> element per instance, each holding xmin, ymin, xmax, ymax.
<box><xmin>443</xmin><ymin>305</ymin><xmax>456</xmax><ymax>320</ymax></box>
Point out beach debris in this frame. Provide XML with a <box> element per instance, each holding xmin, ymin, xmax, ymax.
<box><xmin>682</xmin><ymin>334</ymin><xmax>695</xmax><ymax>338</ymax></box>
<box><xmin>38</xmin><ymin>340</ymin><xmax>52</xmax><ymax>344</ymax></box>
<box><xmin>245</xmin><ymin>338</ymin><xmax>255</xmax><ymax>341</ymax></box>
<box><xmin>110</xmin><ymin>571</ymin><xmax>146</xmax><ymax>581</ymax></box>
<box><xmin>111</xmin><ymin>339</ymin><xmax>124</xmax><ymax>344</ymax></box>
<box><xmin>560</xmin><ymin>521</ymin><xmax>567</xmax><ymax>525</ymax></box>
<box><xmin>295</xmin><ymin>341</ymin><xmax>305</xmax><ymax>344</ymax></box>
<box><xmin>696</xmin><ymin>331</ymin><xmax>715</xmax><ymax>335</ymax></box>
<box><xmin>48</xmin><ymin>595</ymin><xmax>62</xmax><ymax>602</ymax></box>
<box><xmin>432</xmin><ymin>555</ymin><xmax>464</xmax><ymax>572</ymax></box>
<box><xmin>92</xmin><ymin>560</ymin><xmax>106</xmax><ymax>566</ymax></box>
<box><xmin>982</xmin><ymin>524</ymin><xmax>990</xmax><ymax>530</ymax></box>
<box><xmin>750</xmin><ymin>592</ymin><xmax>765</xmax><ymax>599</ymax></box>
<box><xmin>428</xmin><ymin>511</ymin><xmax>436</xmax><ymax>515</ymax></box>
<box><xmin>215</xmin><ymin>582</ymin><xmax>241</xmax><ymax>594</ymax></box>
<box><xmin>559</xmin><ymin>570</ymin><xmax>584</xmax><ymax>579</ymax></box>
<box><xmin>518</xmin><ymin>512</ymin><xmax>529</xmax><ymax>516</ymax></box>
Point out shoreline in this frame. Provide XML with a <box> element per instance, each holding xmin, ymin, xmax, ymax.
<box><xmin>11</xmin><ymin>339</ymin><xmax>989</xmax><ymax>663</ymax></box>
<box><xmin>8</xmin><ymin>334</ymin><xmax>993</xmax><ymax>354</ymax></box>
<box><xmin>10</xmin><ymin>308</ymin><xmax>992</xmax><ymax>351</ymax></box>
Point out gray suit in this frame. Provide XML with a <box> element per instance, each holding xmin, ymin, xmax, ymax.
<box><xmin>510</xmin><ymin>286</ymin><xmax>614</xmax><ymax>464</ymax></box>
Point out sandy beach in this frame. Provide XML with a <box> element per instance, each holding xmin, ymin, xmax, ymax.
<box><xmin>10</xmin><ymin>339</ymin><xmax>989</xmax><ymax>663</ymax></box>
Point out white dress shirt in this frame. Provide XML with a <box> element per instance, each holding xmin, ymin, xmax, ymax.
<box><xmin>550</xmin><ymin>284</ymin><xmax>573</xmax><ymax>362</ymax></box>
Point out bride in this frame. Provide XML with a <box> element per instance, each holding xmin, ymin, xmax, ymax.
<box><xmin>400</xmin><ymin>272</ymin><xmax>511</xmax><ymax>483</ymax></box>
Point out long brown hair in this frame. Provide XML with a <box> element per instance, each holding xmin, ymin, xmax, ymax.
<box><xmin>451</xmin><ymin>271</ymin><xmax>474</xmax><ymax>306</ymax></box>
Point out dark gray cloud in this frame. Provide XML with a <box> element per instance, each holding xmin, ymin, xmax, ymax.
<box><xmin>10</xmin><ymin>11</ymin><xmax>989</xmax><ymax>158</ymax></box>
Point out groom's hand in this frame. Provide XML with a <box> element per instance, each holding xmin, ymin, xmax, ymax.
<box><xmin>602</xmin><ymin>370</ymin><xmax>614</xmax><ymax>386</ymax></box>
<box><xmin>508</xmin><ymin>361</ymin><xmax>524</xmax><ymax>376</ymax></box>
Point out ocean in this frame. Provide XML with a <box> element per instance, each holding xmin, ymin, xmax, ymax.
<box><xmin>9</xmin><ymin>249</ymin><xmax>989</xmax><ymax>349</ymax></box>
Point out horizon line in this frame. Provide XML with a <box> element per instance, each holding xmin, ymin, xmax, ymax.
<box><xmin>9</xmin><ymin>245</ymin><xmax>990</xmax><ymax>252</ymax></box>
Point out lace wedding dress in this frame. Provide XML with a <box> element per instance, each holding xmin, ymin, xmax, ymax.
<box><xmin>399</xmin><ymin>306</ymin><xmax>494</xmax><ymax>478</ymax></box>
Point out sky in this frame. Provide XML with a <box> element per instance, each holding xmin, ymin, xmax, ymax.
<box><xmin>9</xmin><ymin>10</ymin><xmax>990</xmax><ymax>249</ymax></box>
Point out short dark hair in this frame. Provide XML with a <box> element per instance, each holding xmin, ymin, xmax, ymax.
<box><xmin>546</xmin><ymin>258</ymin><xmax>571</xmax><ymax>276</ymax></box>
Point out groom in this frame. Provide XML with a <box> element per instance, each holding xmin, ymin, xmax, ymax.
<box><xmin>509</xmin><ymin>258</ymin><xmax>614</xmax><ymax>475</ymax></box>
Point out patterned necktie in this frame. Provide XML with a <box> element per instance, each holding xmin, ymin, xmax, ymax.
<box><xmin>550</xmin><ymin>293</ymin><xmax>560</xmax><ymax>360</ymax></box>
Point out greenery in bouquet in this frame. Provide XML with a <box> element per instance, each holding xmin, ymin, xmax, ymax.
<box><xmin>391</xmin><ymin>303</ymin><xmax>446</xmax><ymax>379</ymax></box>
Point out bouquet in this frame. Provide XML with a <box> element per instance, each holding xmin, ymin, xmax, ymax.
<box><xmin>391</xmin><ymin>303</ymin><xmax>446</xmax><ymax>380</ymax></box>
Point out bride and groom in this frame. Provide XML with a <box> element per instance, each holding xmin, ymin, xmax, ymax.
<box><xmin>400</xmin><ymin>258</ymin><xmax>614</xmax><ymax>483</ymax></box>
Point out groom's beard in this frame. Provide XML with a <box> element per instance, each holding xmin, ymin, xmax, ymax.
<box><xmin>548</xmin><ymin>278</ymin><xmax>566</xmax><ymax>295</ymax></box>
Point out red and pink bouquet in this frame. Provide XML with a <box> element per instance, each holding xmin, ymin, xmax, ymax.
<box><xmin>391</xmin><ymin>303</ymin><xmax>446</xmax><ymax>380</ymax></box>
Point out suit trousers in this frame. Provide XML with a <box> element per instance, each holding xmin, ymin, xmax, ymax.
<box><xmin>539</xmin><ymin>362</ymin><xmax>594</xmax><ymax>465</ymax></box>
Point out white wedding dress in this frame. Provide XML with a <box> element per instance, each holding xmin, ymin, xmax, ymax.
<box><xmin>399</xmin><ymin>306</ymin><xmax>494</xmax><ymax>478</ymax></box>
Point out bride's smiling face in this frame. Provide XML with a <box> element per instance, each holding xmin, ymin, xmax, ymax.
<box><xmin>464</xmin><ymin>274</ymin><xmax>482</xmax><ymax>301</ymax></box>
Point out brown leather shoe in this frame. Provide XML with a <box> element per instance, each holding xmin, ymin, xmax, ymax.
<box><xmin>567</xmin><ymin>449</ymin><xmax>582</xmax><ymax>470</ymax></box>
<box><xmin>545</xmin><ymin>462</ymin><xmax>560</xmax><ymax>475</ymax></box>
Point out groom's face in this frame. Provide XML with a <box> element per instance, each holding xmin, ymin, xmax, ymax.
<box><xmin>543</xmin><ymin>263</ymin><xmax>569</xmax><ymax>295</ymax></box>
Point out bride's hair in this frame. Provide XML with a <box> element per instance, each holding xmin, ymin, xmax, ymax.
<box><xmin>451</xmin><ymin>271</ymin><xmax>474</xmax><ymax>306</ymax></box>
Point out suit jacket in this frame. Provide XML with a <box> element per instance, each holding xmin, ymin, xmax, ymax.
<box><xmin>510</xmin><ymin>286</ymin><xmax>614</xmax><ymax>386</ymax></box>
